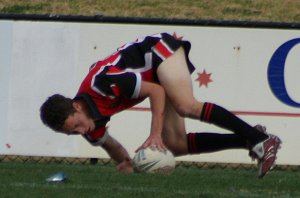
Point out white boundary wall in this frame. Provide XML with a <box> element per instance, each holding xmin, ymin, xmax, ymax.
<box><xmin>0</xmin><ymin>20</ymin><xmax>299</xmax><ymax>165</ymax></box>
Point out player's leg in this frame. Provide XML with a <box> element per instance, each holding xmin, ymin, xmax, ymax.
<box><xmin>161</xmin><ymin>98</ymin><xmax>187</xmax><ymax>156</ymax></box>
<box><xmin>157</xmin><ymin>47</ymin><xmax>202</xmax><ymax>120</ymax></box>
<box><xmin>157</xmin><ymin>47</ymin><xmax>281</xmax><ymax>176</ymax></box>
<box><xmin>158</xmin><ymin>47</ymin><xmax>265</xmax><ymax>143</ymax></box>
<box><xmin>162</xmin><ymin>98</ymin><xmax>251</xmax><ymax>157</ymax></box>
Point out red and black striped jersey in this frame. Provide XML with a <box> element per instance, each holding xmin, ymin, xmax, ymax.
<box><xmin>76</xmin><ymin>32</ymin><xmax>194</xmax><ymax>143</ymax></box>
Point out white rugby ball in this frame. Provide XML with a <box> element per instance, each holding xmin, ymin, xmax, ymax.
<box><xmin>133</xmin><ymin>147</ymin><xmax>176</xmax><ymax>174</ymax></box>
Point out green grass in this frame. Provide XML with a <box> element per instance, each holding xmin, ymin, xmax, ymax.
<box><xmin>1</xmin><ymin>0</ymin><xmax>300</xmax><ymax>23</ymax></box>
<box><xmin>0</xmin><ymin>161</ymin><xmax>300</xmax><ymax>198</ymax></box>
<box><xmin>0</xmin><ymin>1</ymin><xmax>300</xmax><ymax>197</ymax></box>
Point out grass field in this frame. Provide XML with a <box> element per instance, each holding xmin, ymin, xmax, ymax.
<box><xmin>1</xmin><ymin>0</ymin><xmax>300</xmax><ymax>23</ymax></box>
<box><xmin>0</xmin><ymin>161</ymin><xmax>300</xmax><ymax>198</ymax></box>
<box><xmin>1</xmin><ymin>1</ymin><xmax>300</xmax><ymax>198</ymax></box>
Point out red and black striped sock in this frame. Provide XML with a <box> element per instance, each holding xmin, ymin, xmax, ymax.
<box><xmin>200</xmin><ymin>102</ymin><xmax>267</xmax><ymax>146</ymax></box>
<box><xmin>187</xmin><ymin>132</ymin><xmax>248</xmax><ymax>154</ymax></box>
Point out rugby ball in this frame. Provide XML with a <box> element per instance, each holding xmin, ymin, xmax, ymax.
<box><xmin>133</xmin><ymin>147</ymin><xmax>176</xmax><ymax>174</ymax></box>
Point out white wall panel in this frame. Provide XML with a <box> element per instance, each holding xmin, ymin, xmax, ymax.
<box><xmin>0</xmin><ymin>20</ymin><xmax>299</xmax><ymax>165</ymax></box>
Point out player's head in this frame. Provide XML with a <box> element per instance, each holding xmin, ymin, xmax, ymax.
<box><xmin>40</xmin><ymin>94</ymin><xmax>95</xmax><ymax>135</ymax></box>
<box><xmin>40</xmin><ymin>94</ymin><xmax>76</xmax><ymax>132</ymax></box>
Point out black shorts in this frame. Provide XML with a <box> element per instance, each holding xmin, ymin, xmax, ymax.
<box><xmin>118</xmin><ymin>32</ymin><xmax>196</xmax><ymax>77</ymax></box>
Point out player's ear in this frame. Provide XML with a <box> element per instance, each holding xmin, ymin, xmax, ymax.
<box><xmin>72</xmin><ymin>101</ymin><xmax>82</xmax><ymax>111</ymax></box>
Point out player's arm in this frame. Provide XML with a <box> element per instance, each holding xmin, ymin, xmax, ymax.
<box><xmin>137</xmin><ymin>81</ymin><xmax>166</xmax><ymax>151</ymax></box>
<box><xmin>102</xmin><ymin>134</ymin><xmax>133</xmax><ymax>173</ymax></box>
<box><xmin>92</xmin><ymin>71</ymin><xmax>166</xmax><ymax>150</ymax></box>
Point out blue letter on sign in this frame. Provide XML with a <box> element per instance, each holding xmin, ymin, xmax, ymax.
<box><xmin>268</xmin><ymin>38</ymin><xmax>300</xmax><ymax>107</ymax></box>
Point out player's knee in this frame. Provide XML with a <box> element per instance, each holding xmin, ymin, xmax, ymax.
<box><xmin>164</xmin><ymin>138</ymin><xmax>187</xmax><ymax>156</ymax></box>
<box><xmin>176</xmin><ymin>106</ymin><xmax>190</xmax><ymax>117</ymax></box>
<box><xmin>173</xmin><ymin>101</ymin><xmax>199</xmax><ymax>118</ymax></box>
<box><xmin>162</xmin><ymin>129</ymin><xmax>188</xmax><ymax>156</ymax></box>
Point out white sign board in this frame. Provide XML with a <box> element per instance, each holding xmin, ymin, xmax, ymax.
<box><xmin>0</xmin><ymin>20</ymin><xmax>299</xmax><ymax>165</ymax></box>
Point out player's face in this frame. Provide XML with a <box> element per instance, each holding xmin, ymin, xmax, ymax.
<box><xmin>61</xmin><ymin>111</ymin><xmax>95</xmax><ymax>136</ymax></box>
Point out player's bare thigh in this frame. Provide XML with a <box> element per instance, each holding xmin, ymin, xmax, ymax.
<box><xmin>162</xmin><ymin>98</ymin><xmax>188</xmax><ymax>156</ymax></box>
<box><xmin>157</xmin><ymin>47</ymin><xmax>203</xmax><ymax>119</ymax></box>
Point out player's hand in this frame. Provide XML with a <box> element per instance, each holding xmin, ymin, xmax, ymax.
<box><xmin>136</xmin><ymin>134</ymin><xmax>167</xmax><ymax>152</ymax></box>
<box><xmin>117</xmin><ymin>158</ymin><xmax>134</xmax><ymax>173</ymax></box>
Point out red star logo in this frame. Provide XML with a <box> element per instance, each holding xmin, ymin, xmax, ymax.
<box><xmin>195</xmin><ymin>69</ymin><xmax>213</xmax><ymax>87</ymax></box>
<box><xmin>172</xmin><ymin>32</ymin><xmax>183</xmax><ymax>40</ymax></box>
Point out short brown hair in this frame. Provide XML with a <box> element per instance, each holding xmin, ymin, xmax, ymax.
<box><xmin>40</xmin><ymin>94</ymin><xmax>76</xmax><ymax>131</ymax></box>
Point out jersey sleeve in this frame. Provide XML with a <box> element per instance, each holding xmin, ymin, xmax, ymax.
<box><xmin>92</xmin><ymin>67</ymin><xmax>142</xmax><ymax>99</ymax></box>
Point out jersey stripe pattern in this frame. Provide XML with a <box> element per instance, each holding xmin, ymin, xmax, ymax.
<box><xmin>76</xmin><ymin>32</ymin><xmax>194</xmax><ymax>143</ymax></box>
